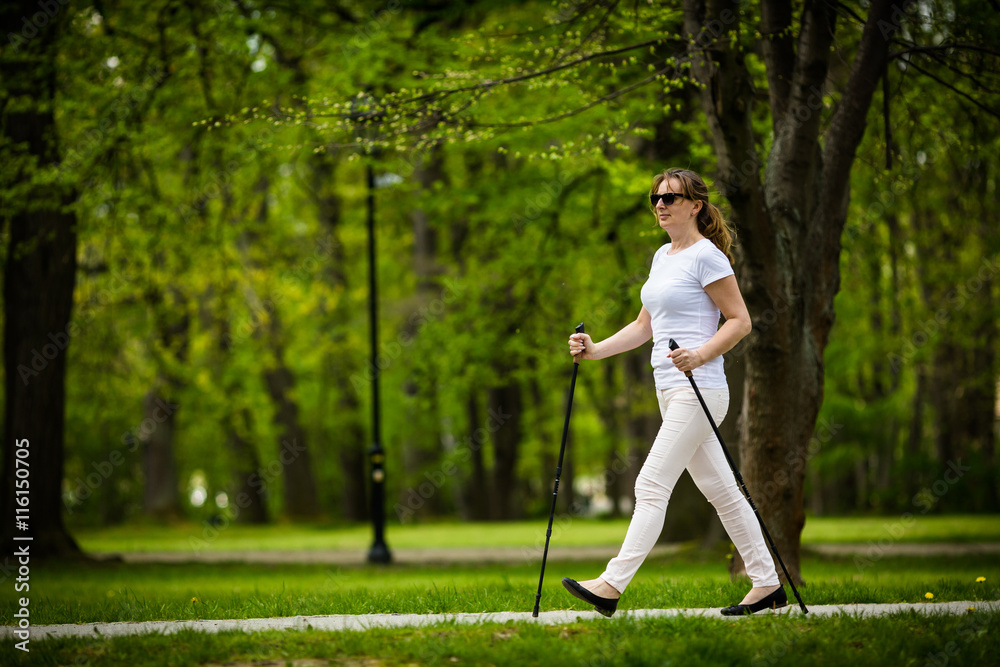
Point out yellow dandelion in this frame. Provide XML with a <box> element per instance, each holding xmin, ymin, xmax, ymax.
<box><xmin>191</xmin><ymin>597</ymin><xmax>199</xmax><ymax>603</ymax></box>
<box><xmin>975</xmin><ymin>577</ymin><xmax>986</xmax><ymax>583</ymax></box>
<box><xmin>968</xmin><ymin>606</ymin><xmax>975</xmax><ymax>612</ymax></box>
<box><xmin>924</xmin><ymin>592</ymin><xmax>934</xmax><ymax>600</ymax></box>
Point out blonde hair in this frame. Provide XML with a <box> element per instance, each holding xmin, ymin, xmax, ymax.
<box><xmin>649</xmin><ymin>169</ymin><xmax>735</xmax><ymax>264</ymax></box>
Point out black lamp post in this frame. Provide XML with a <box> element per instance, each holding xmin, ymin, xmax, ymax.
<box><xmin>365</xmin><ymin>154</ymin><xmax>391</xmax><ymax>564</ymax></box>
<box><xmin>350</xmin><ymin>94</ymin><xmax>392</xmax><ymax>565</ymax></box>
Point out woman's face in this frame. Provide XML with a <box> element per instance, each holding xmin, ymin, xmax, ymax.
<box><xmin>654</xmin><ymin>177</ymin><xmax>701</xmax><ymax>230</ymax></box>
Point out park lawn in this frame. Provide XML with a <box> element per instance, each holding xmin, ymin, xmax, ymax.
<box><xmin>8</xmin><ymin>611</ymin><xmax>998</xmax><ymax>667</ymax></box>
<box><xmin>72</xmin><ymin>514</ymin><xmax>1000</xmax><ymax>553</ymax></box>
<box><xmin>3</xmin><ymin>550</ymin><xmax>997</xmax><ymax>625</ymax></box>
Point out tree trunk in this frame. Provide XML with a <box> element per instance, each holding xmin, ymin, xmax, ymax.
<box><xmin>141</xmin><ymin>386</ymin><xmax>183</xmax><ymax>519</ymax></box>
<box><xmin>907</xmin><ymin>364</ymin><xmax>928</xmax><ymax>474</ymax></box>
<box><xmin>0</xmin><ymin>4</ymin><xmax>82</xmax><ymax>560</ymax></box>
<box><xmin>141</xmin><ymin>293</ymin><xmax>188</xmax><ymax>520</ymax></box>
<box><xmin>260</xmin><ymin>315</ymin><xmax>321</xmax><ymax>520</ymax></box>
<box><xmin>225</xmin><ymin>408</ymin><xmax>269</xmax><ymax>524</ymax></box>
<box><xmin>973</xmin><ymin>283</ymin><xmax>998</xmax><ymax>509</ymax></box>
<box><xmin>731</xmin><ymin>335</ymin><xmax>820</xmax><ymax>581</ymax></box>
<box><xmin>488</xmin><ymin>382</ymin><xmax>523</xmax><ymax>520</ymax></box>
<box><xmin>684</xmin><ymin>0</ymin><xmax>906</xmax><ymax>583</ymax></box>
<box><xmin>262</xmin><ymin>352</ymin><xmax>320</xmax><ymax>518</ymax></box>
<box><xmin>460</xmin><ymin>394</ymin><xmax>492</xmax><ymax>521</ymax></box>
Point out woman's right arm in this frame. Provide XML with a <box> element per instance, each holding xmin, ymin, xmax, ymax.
<box><xmin>568</xmin><ymin>306</ymin><xmax>653</xmax><ymax>360</ymax></box>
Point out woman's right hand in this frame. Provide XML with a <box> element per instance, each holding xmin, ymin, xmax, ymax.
<box><xmin>569</xmin><ymin>333</ymin><xmax>595</xmax><ymax>360</ymax></box>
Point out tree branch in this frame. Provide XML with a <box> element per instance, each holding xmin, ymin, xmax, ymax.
<box><xmin>766</xmin><ymin>0</ymin><xmax>838</xmax><ymax>234</ymax></box>
<box><xmin>822</xmin><ymin>0</ymin><xmax>910</xmax><ymax>212</ymax></box>
<box><xmin>545</xmin><ymin>0</ymin><xmax>622</xmax><ymax>68</ymax></box>
<box><xmin>760</xmin><ymin>0</ymin><xmax>795</xmax><ymax>130</ymax></box>
<box><xmin>889</xmin><ymin>43</ymin><xmax>1000</xmax><ymax>59</ymax></box>
<box><xmin>467</xmin><ymin>67</ymin><xmax>673</xmax><ymax>128</ymax></box>
<box><xmin>828</xmin><ymin>0</ymin><xmax>868</xmax><ymax>28</ymax></box>
<box><xmin>812</xmin><ymin>0</ymin><xmax>914</xmax><ymax>337</ymax></box>
<box><xmin>903</xmin><ymin>58</ymin><xmax>1000</xmax><ymax>122</ymax></box>
<box><xmin>904</xmin><ymin>47</ymin><xmax>1000</xmax><ymax>95</ymax></box>
<box><xmin>386</xmin><ymin>38</ymin><xmax>669</xmax><ymax>109</ymax></box>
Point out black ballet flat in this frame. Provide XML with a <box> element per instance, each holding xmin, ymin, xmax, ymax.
<box><xmin>720</xmin><ymin>587</ymin><xmax>788</xmax><ymax>616</ymax></box>
<box><xmin>562</xmin><ymin>577</ymin><xmax>619</xmax><ymax>617</ymax></box>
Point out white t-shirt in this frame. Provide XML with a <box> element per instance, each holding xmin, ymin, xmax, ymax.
<box><xmin>640</xmin><ymin>238</ymin><xmax>734</xmax><ymax>390</ymax></box>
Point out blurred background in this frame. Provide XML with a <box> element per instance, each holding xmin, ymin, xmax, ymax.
<box><xmin>2</xmin><ymin>0</ymin><xmax>998</xmax><ymax>553</ymax></box>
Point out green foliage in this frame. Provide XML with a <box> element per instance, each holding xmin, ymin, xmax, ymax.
<box><xmin>817</xmin><ymin>10</ymin><xmax>1000</xmax><ymax>513</ymax></box>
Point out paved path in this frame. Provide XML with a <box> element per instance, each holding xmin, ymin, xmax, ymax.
<box><xmin>4</xmin><ymin>601</ymin><xmax>997</xmax><ymax>642</ymax></box>
<box><xmin>91</xmin><ymin>542</ymin><xmax>1000</xmax><ymax>566</ymax></box>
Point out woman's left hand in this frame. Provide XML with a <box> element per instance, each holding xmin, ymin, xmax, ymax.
<box><xmin>669</xmin><ymin>347</ymin><xmax>704</xmax><ymax>374</ymax></box>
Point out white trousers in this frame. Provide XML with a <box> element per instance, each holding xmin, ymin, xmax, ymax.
<box><xmin>600</xmin><ymin>386</ymin><xmax>780</xmax><ymax>593</ymax></box>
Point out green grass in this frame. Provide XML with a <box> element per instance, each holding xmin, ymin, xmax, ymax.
<box><xmin>8</xmin><ymin>612</ymin><xmax>999</xmax><ymax>667</ymax></box>
<box><xmin>4</xmin><ymin>550</ymin><xmax>997</xmax><ymax>625</ymax></box>
<box><xmin>6</xmin><ymin>514</ymin><xmax>1000</xmax><ymax>666</ymax></box>
<box><xmin>73</xmin><ymin>514</ymin><xmax>1000</xmax><ymax>553</ymax></box>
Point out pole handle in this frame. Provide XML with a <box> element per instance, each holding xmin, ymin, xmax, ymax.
<box><xmin>572</xmin><ymin>322</ymin><xmax>585</xmax><ymax>364</ymax></box>
<box><xmin>667</xmin><ymin>338</ymin><xmax>693</xmax><ymax>377</ymax></box>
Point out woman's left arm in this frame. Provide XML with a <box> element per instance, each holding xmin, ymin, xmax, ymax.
<box><xmin>669</xmin><ymin>275</ymin><xmax>752</xmax><ymax>373</ymax></box>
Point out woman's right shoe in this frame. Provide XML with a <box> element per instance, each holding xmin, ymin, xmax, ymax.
<box><xmin>720</xmin><ymin>586</ymin><xmax>788</xmax><ymax>616</ymax></box>
<box><xmin>562</xmin><ymin>577</ymin><xmax>618</xmax><ymax>617</ymax></box>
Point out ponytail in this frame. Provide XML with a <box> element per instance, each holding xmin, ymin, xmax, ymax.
<box><xmin>696</xmin><ymin>202</ymin><xmax>735</xmax><ymax>265</ymax></box>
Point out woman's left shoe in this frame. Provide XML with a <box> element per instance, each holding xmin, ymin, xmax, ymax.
<box><xmin>562</xmin><ymin>578</ymin><xmax>618</xmax><ymax>617</ymax></box>
<box><xmin>720</xmin><ymin>586</ymin><xmax>788</xmax><ymax>616</ymax></box>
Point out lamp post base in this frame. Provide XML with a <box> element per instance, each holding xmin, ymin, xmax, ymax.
<box><xmin>367</xmin><ymin>541</ymin><xmax>392</xmax><ymax>564</ymax></box>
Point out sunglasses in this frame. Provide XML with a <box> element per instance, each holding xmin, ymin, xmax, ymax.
<box><xmin>649</xmin><ymin>192</ymin><xmax>686</xmax><ymax>207</ymax></box>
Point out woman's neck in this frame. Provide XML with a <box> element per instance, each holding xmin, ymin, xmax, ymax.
<box><xmin>668</xmin><ymin>225</ymin><xmax>704</xmax><ymax>252</ymax></box>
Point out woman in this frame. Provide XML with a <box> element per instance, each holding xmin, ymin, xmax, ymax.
<box><xmin>562</xmin><ymin>168</ymin><xmax>786</xmax><ymax>617</ymax></box>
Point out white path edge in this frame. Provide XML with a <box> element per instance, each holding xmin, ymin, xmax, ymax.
<box><xmin>4</xmin><ymin>601</ymin><xmax>998</xmax><ymax>642</ymax></box>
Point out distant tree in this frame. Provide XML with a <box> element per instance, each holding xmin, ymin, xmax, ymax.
<box><xmin>1</xmin><ymin>2</ymin><xmax>82</xmax><ymax>559</ymax></box>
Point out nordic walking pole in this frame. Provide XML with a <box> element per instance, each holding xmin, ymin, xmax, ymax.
<box><xmin>533</xmin><ymin>322</ymin><xmax>585</xmax><ymax>618</ymax></box>
<box><xmin>668</xmin><ymin>338</ymin><xmax>808</xmax><ymax>614</ymax></box>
